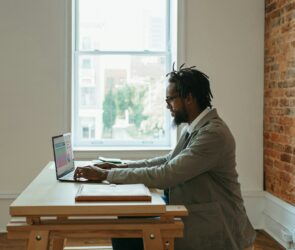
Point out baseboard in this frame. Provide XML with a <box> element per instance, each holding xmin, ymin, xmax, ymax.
<box><xmin>263</xmin><ymin>192</ymin><xmax>295</xmax><ymax>248</ymax></box>
<box><xmin>242</xmin><ymin>191</ymin><xmax>295</xmax><ymax>248</ymax></box>
<box><xmin>0</xmin><ymin>192</ymin><xmax>18</xmax><ymax>233</ymax></box>
<box><xmin>0</xmin><ymin>192</ymin><xmax>18</xmax><ymax>199</ymax></box>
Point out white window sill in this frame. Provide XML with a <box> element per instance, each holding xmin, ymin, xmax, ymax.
<box><xmin>74</xmin><ymin>147</ymin><xmax>172</xmax><ymax>161</ymax></box>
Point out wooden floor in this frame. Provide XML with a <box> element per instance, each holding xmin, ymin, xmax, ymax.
<box><xmin>254</xmin><ymin>231</ymin><xmax>285</xmax><ymax>250</ymax></box>
<box><xmin>0</xmin><ymin>230</ymin><xmax>285</xmax><ymax>250</ymax></box>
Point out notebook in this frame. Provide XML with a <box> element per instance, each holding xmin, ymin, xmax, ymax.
<box><xmin>52</xmin><ymin>133</ymin><xmax>90</xmax><ymax>182</ymax></box>
<box><xmin>75</xmin><ymin>183</ymin><xmax>152</xmax><ymax>202</ymax></box>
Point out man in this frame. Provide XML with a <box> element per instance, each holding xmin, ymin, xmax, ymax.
<box><xmin>74</xmin><ymin>65</ymin><xmax>256</xmax><ymax>250</ymax></box>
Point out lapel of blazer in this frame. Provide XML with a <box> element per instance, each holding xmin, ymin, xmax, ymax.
<box><xmin>169</xmin><ymin>109</ymin><xmax>219</xmax><ymax>160</ymax></box>
<box><xmin>169</xmin><ymin>131</ymin><xmax>189</xmax><ymax>160</ymax></box>
<box><xmin>191</xmin><ymin>108</ymin><xmax>219</xmax><ymax>133</ymax></box>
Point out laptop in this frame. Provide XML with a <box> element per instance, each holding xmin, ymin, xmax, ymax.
<box><xmin>52</xmin><ymin>133</ymin><xmax>88</xmax><ymax>182</ymax></box>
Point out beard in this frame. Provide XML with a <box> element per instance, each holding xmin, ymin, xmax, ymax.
<box><xmin>172</xmin><ymin>108</ymin><xmax>189</xmax><ymax>127</ymax></box>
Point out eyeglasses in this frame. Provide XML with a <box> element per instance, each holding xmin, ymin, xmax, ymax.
<box><xmin>165</xmin><ymin>95</ymin><xmax>179</xmax><ymax>104</ymax></box>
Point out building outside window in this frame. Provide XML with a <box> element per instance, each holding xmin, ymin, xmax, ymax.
<box><xmin>80</xmin><ymin>117</ymin><xmax>96</xmax><ymax>139</ymax></box>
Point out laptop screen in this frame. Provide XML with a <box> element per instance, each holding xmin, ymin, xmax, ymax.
<box><xmin>52</xmin><ymin>133</ymin><xmax>74</xmax><ymax>177</ymax></box>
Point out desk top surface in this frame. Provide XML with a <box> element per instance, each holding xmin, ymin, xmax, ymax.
<box><xmin>10</xmin><ymin>162</ymin><xmax>166</xmax><ymax>217</ymax></box>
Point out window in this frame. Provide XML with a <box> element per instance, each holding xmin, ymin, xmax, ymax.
<box><xmin>73</xmin><ymin>0</ymin><xmax>176</xmax><ymax>148</ymax></box>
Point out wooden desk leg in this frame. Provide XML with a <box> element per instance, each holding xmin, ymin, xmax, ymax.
<box><xmin>163</xmin><ymin>238</ymin><xmax>174</xmax><ymax>250</ymax></box>
<box><xmin>27</xmin><ymin>231</ymin><xmax>49</xmax><ymax>250</ymax></box>
<box><xmin>143</xmin><ymin>228</ymin><xmax>163</xmax><ymax>250</ymax></box>
<box><xmin>52</xmin><ymin>238</ymin><xmax>66</xmax><ymax>250</ymax></box>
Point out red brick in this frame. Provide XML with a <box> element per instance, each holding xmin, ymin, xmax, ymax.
<box><xmin>265</xmin><ymin>158</ymin><xmax>274</xmax><ymax>168</ymax></box>
<box><xmin>278</xmin><ymin>116</ymin><xmax>293</xmax><ymax>125</ymax></box>
<box><xmin>289</xmin><ymin>126</ymin><xmax>295</xmax><ymax>136</ymax></box>
<box><xmin>273</xmin><ymin>143</ymin><xmax>284</xmax><ymax>152</ymax></box>
<box><xmin>278</xmin><ymin>81</ymin><xmax>288</xmax><ymax>88</ymax></box>
<box><xmin>264</xmin><ymin>132</ymin><xmax>270</xmax><ymax>140</ymax></box>
<box><xmin>279</xmin><ymin>134</ymin><xmax>292</xmax><ymax>144</ymax></box>
<box><xmin>265</xmin><ymin>141</ymin><xmax>274</xmax><ymax>149</ymax></box>
<box><xmin>280</xmin><ymin>153</ymin><xmax>291</xmax><ymax>163</ymax></box>
<box><xmin>266</xmin><ymin>2</ymin><xmax>277</xmax><ymax>13</ymax></box>
<box><xmin>285</xmin><ymin>2</ymin><xmax>295</xmax><ymax>12</ymax></box>
<box><xmin>286</xmin><ymin>89</ymin><xmax>295</xmax><ymax>97</ymax></box>
<box><xmin>280</xmin><ymin>171</ymin><xmax>291</xmax><ymax>182</ymax></box>
<box><xmin>284</xmin><ymin>145</ymin><xmax>293</xmax><ymax>154</ymax></box>
<box><xmin>270</xmin><ymin>133</ymin><xmax>280</xmax><ymax>141</ymax></box>
<box><xmin>288</xmin><ymin>99</ymin><xmax>294</xmax><ymax>107</ymax></box>
<box><xmin>283</xmin><ymin>164</ymin><xmax>295</xmax><ymax>174</ymax></box>
<box><xmin>279</xmin><ymin>98</ymin><xmax>289</xmax><ymax>106</ymax></box>
<box><xmin>272</xmin><ymin>98</ymin><xmax>279</xmax><ymax>106</ymax></box>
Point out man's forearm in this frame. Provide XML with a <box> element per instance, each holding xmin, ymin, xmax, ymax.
<box><xmin>117</xmin><ymin>164</ymin><xmax>128</xmax><ymax>168</ymax></box>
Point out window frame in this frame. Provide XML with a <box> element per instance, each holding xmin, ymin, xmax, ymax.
<box><xmin>71</xmin><ymin>0</ymin><xmax>184</xmax><ymax>152</ymax></box>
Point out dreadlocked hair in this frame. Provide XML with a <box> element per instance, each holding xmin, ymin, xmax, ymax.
<box><xmin>166</xmin><ymin>63</ymin><xmax>213</xmax><ymax>110</ymax></box>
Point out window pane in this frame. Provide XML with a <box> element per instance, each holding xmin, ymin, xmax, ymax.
<box><xmin>78</xmin><ymin>0</ymin><xmax>167</xmax><ymax>51</ymax></box>
<box><xmin>80</xmin><ymin>117</ymin><xmax>96</xmax><ymax>139</ymax></box>
<box><xmin>76</xmin><ymin>55</ymin><xmax>169</xmax><ymax>145</ymax></box>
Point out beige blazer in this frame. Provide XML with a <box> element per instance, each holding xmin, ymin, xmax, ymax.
<box><xmin>107</xmin><ymin>109</ymin><xmax>256</xmax><ymax>250</ymax></box>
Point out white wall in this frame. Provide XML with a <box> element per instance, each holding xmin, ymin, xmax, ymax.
<box><xmin>185</xmin><ymin>0</ymin><xmax>265</xmax><ymax>191</ymax></box>
<box><xmin>0</xmin><ymin>0</ymin><xmax>69</xmax><ymax>230</ymax></box>
<box><xmin>0</xmin><ymin>0</ymin><xmax>265</xmax><ymax>231</ymax></box>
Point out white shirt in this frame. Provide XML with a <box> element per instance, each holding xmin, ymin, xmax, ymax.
<box><xmin>186</xmin><ymin>107</ymin><xmax>212</xmax><ymax>135</ymax></box>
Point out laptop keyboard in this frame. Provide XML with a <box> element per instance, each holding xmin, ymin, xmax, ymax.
<box><xmin>61</xmin><ymin>171</ymin><xmax>75</xmax><ymax>180</ymax></box>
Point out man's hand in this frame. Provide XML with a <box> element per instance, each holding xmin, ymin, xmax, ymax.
<box><xmin>74</xmin><ymin>165</ymin><xmax>108</xmax><ymax>181</ymax></box>
<box><xmin>94</xmin><ymin>163</ymin><xmax>128</xmax><ymax>170</ymax></box>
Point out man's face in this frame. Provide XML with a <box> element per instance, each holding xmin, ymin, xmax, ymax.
<box><xmin>166</xmin><ymin>82</ymin><xmax>188</xmax><ymax>126</ymax></box>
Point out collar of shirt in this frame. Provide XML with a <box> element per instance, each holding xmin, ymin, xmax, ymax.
<box><xmin>186</xmin><ymin>107</ymin><xmax>211</xmax><ymax>134</ymax></box>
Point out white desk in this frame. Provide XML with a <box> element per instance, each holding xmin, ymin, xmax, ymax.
<box><xmin>7</xmin><ymin>162</ymin><xmax>187</xmax><ymax>250</ymax></box>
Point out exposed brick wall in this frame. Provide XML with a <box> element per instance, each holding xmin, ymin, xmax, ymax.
<box><xmin>264</xmin><ymin>0</ymin><xmax>295</xmax><ymax>205</ymax></box>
